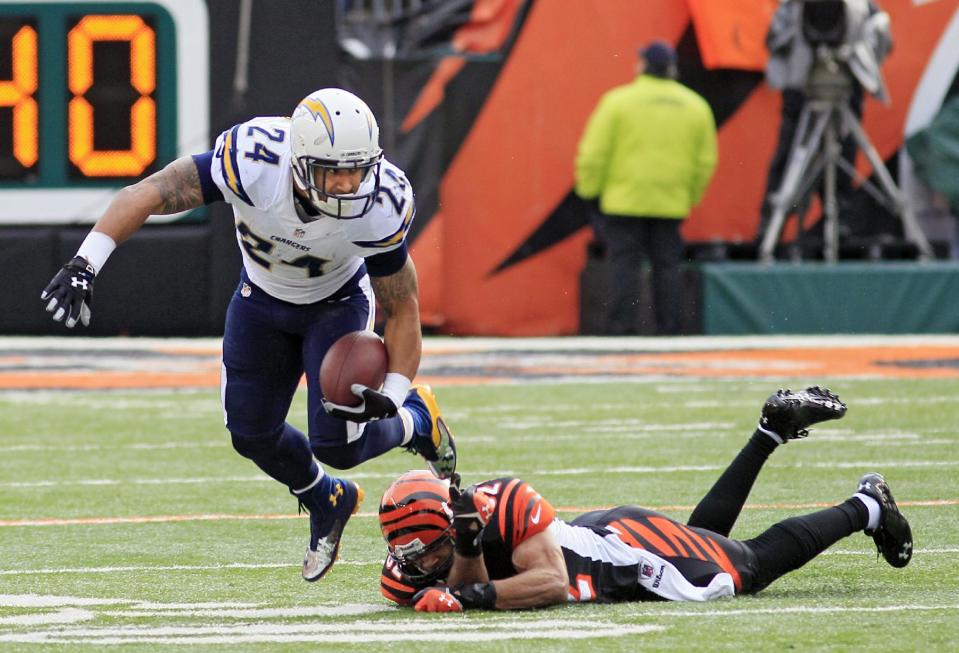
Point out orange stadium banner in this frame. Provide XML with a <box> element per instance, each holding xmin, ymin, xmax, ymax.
<box><xmin>687</xmin><ymin>0</ymin><xmax>778</xmax><ymax>71</ymax></box>
<box><xmin>400</xmin><ymin>0</ymin><xmax>959</xmax><ymax>335</ymax></box>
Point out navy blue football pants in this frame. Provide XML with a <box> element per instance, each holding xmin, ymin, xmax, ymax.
<box><xmin>221</xmin><ymin>267</ymin><xmax>407</xmax><ymax>488</ymax></box>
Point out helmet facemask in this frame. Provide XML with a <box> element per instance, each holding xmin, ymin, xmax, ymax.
<box><xmin>291</xmin><ymin>156</ymin><xmax>382</xmax><ymax>220</ymax></box>
<box><xmin>390</xmin><ymin>526</ymin><xmax>455</xmax><ymax>584</ymax></box>
<box><xmin>379</xmin><ymin>470</ymin><xmax>456</xmax><ymax>584</ymax></box>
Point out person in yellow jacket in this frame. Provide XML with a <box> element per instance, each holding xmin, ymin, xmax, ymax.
<box><xmin>575</xmin><ymin>41</ymin><xmax>717</xmax><ymax>335</ymax></box>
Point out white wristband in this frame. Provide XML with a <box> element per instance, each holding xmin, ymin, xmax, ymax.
<box><xmin>76</xmin><ymin>231</ymin><xmax>117</xmax><ymax>274</ymax></box>
<box><xmin>382</xmin><ymin>372</ymin><xmax>412</xmax><ymax>408</ymax></box>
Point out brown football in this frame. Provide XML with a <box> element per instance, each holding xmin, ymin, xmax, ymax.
<box><xmin>320</xmin><ymin>330</ymin><xmax>389</xmax><ymax>406</ymax></box>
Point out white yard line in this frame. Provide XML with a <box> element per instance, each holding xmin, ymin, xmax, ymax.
<box><xmin>2</xmin><ymin>547</ymin><xmax>958</xmax><ymax>577</ymax></box>
<box><xmin>2</xmin><ymin>458</ymin><xmax>958</xmax><ymax>492</ymax></box>
<box><xmin>6</xmin><ymin>334</ymin><xmax>959</xmax><ymax>352</ymax></box>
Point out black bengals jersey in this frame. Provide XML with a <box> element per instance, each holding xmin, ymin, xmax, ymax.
<box><xmin>560</xmin><ymin>505</ymin><xmax>757</xmax><ymax>602</ymax></box>
<box><xmin>380</xmin><ymin>477</ymin><xmax>554</xmax><ymax>604</ymax></box>
<box><xmin>380</xmin><ymin>479</ymin><xmax>756</xmax><ymax>605</ymax></box>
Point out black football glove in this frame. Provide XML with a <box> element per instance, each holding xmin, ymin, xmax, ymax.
<box><xmin>322</xmin><ymin>384</ymin><xmax>399</xmax><ymax>423</ymax></box>
<box><xmin>449</xmin><ymin>482</ymin><xmax>494</xmax><ymax>558</ymax></box>
<box><xmin>41</xmin><ymin>256</ymin><xmax>96</xmax><ymax>328</ymax></box>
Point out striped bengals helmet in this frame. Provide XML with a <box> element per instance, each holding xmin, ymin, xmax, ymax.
<box><xmin>379</xmin><ymin>470</ymin><xmax>454</xmax><ymax>583</ymax></box>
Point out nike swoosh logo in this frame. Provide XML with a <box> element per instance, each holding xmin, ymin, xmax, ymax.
<box><xmin>530</xmin><ymin>504</ymin><xmax>542</xmax><ymax>525</ymax></box>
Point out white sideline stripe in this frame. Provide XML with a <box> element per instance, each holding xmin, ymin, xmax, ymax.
<box><xmin>822</xmin><ymin>547</ymin><xmax>959</xmax><ymax>555</ymax></box>
<box><xmin>0</xmin><ymin>563</ymin><xmax>302</xmax><ymax>576</ymax></box>
<box><xmin>0</xmin><ymin>442</ymin><xmax>226</xmax><ymax>453</ymax></box>
<box><xmin>4</xmin><ymin>430</ymin><xmax>950</xmax><ymax>451</ymax></box>
<box><xmin>4</xmin><ymin>458</ymin><xmax>959</xmax><ymax>490</ymax></box>
<box><xmin>100</xmin><ymin>605</ymin><xmax>389</xmax><ymax>619</ymax></box>
<box><xmin>2</xmin><ymin>547</ymin><xmax>958</xmax><ymax>576</ymax></box>
<box><xmin>0</xmin><ymin>595</ymin><xmax>130</xmax><ymax>607</ymax></box>
<box><xmin>0</xmin><ymin>620</ymin><xmax>664</xmax><ymax>644</ymax></box>
<box><xmin>4</xmin><ymin>334</ymin><xmax>959</xmax><ymax>351</ymax></box>
<box><xmin>642</xmin><ymin>604</ymin><xmax>959</xmax><ymax>618</ymax></box>
<box><xmin>0</xmin><ymin>608</ymin><xmax>94</xmax><ymax>627</ymax></box>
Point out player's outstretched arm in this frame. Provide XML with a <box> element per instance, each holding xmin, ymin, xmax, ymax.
<box><xmin>488</xmin><ymin>529</ymin><xmax>569</xmax><ymax>610</ymax></box>
<box><xmin>41</xmin><ymin>155</ymin><xmax>206</xmax><ymax>328</ymax></box>
<box><xmin>95</xmin><ymin>154</ymin><xmax>206</xmax><ymax>244</ymax></box>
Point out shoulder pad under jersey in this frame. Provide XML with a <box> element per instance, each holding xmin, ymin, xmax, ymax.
<box><xmin>211</xmin><ymin>116</ymin><xmax>291</xmax><ymax>209</ymax></box>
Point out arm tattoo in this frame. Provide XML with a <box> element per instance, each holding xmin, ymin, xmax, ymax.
<box><xmin>372</xmin><ymin>259</ymin><xmax>418</xmax><ymax>318</ymax></box>
<box><xmin>142</xmin><ymin>156</ymin><xmax>205</xmax><ymax>214</ymax></box>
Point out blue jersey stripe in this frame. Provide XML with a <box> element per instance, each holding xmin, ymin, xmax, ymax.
<box><xmin>221</xmin><ymin>126</ymin><xmax>254</xmax><ymax>206</ymax></box>
<box><xmin>352</xmin><ymin>200</ymin><xmax>415</xmax><ymax>249</ymax></box>
<box><xmin>191</xmin><ymin>151</ymin><xmax>225</xmax><ymax>205</ymax></box>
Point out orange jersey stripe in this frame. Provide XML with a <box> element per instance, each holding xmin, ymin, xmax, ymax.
<box><xmin>496</xmin><ymin>478</ymin><xmax>523</xmax><ymax>539</ymax></box>
<box><xmin>687</xmin><ymin>529</ymin><xmax>743</xmax><ymax>592</ymax></box>
<box><xmin>610</xmin><ymin>520</ymin><xmax>645</xmax><ymax>549</ymax></box>
<box><xmin>617</xmin><ymin>518</ymin><xmax>679</xmax><ymax>557</ymax></box>
<box><xmin>648</xmin><ymin>517</ymin><xmax>699</xmax><ymax>558</ymax></box>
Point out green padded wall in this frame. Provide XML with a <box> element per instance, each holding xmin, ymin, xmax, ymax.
<box><xmin>702</xmin><ymin>262</ymin><xmax>959</xmax><ymax>334</ymax></box>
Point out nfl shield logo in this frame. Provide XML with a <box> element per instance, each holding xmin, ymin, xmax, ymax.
<box><xmin>641</xmin><ymin>563</ymin><xmax>655</xmax><ymax>578</ymax></box>
<box><xmin>293</xmin><ymin>228</ymin><xmax>306</xmax><ymax>238</ymax></box>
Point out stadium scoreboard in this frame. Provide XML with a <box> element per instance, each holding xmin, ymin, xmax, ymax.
<box><xmin>0</xmin><ymin>0</ymin><xmax>207</xmax><ymax>223</ymax></box>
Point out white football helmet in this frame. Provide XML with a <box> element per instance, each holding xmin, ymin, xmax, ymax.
<box><xmin>290</xmin><ymin>88</ymin><xmax>383</xmax><ymax>219</ymax></box>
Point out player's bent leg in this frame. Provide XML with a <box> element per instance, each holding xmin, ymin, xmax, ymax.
<box><xmin>689</xmin><ymin>387</ymin><xmax>846</xmax><ymax>536</ymax></box>
<box><xmin>687</xmin><ymin>429</ymin><xmax>779</xmax><ymax>536</ymax></box>
<box><xmin>222</xmin><ymin>284</ymin><xmax>314</xmax><ymax>485</ymax></box>
<box><xmin>293</xmin><ymin>471</ymin><xmax>365</xmax><ymax>582</ymax></box>
<box><xmin>741</xmin><ymin>497</ymin><xmax>871</xmax><ymax>593</ymax></box>
<box><xmin>230</xmin><ymin>423</ymin><xmax>317</xmax><ymax>489</ymax></box>
<box><xmin>309</xmin><ymin>416</ymin><xmax>408</xmax><ymax>469</ymax></box>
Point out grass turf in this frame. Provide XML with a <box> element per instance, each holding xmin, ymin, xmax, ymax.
<box><xmin>1</xmin><ymin>376</ymin><xmax>956</xmax><ymax>651</ymax></box>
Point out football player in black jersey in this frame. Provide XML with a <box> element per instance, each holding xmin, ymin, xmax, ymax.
<box><xmin>378</xmin><ymin>387</ymin><xmax>913</xmax><ymax>611</ymax></box>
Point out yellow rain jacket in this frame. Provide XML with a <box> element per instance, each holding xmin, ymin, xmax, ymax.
<box><xmin>575</xmin><ymin>75</ymin><xmax>718</xmax><ymax>219</ymax></box>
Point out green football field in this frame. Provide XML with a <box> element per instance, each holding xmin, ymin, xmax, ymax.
<box><xmin>1</xmin><ymin>339</ymin><xmax>957</xmax><ymax>651</ymax></box>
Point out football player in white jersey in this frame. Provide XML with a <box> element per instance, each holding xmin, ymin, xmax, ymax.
<box><xmin>41</xmin><ymin>88</ymin><xmax>457</xmax><ymax>582</ymax></box>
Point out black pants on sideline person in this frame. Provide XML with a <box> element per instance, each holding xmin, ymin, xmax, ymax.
<box><xmin>593</xmin><ymin>214</ymin><xmax>684</xmax><ymax>336</ymax></box>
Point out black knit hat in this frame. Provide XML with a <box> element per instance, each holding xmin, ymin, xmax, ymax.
<box><xmin>639</xmin><ymin>40</ymin><xmax>677</xmax><ymax>77</ymax></box>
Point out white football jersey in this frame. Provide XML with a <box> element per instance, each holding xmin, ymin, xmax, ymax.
<box><xmin>208</xmin><ymin>116</ymin><xmax>415</xmax><ymax>304</ymax></box>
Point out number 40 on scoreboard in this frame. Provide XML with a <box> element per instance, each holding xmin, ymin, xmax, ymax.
<box><xmin>0</xmin><ymin>0</ymin><xmax>207</xmax><ymax>223</ymax></box>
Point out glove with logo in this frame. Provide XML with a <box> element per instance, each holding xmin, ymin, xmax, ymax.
<box><xmin>449</xmin><ymin>482</ymin><xmax>495</xmax><ymax>558</ymax></box>
<box><xmin>322</xmin><ymin>384</ymin><xmax>399</xmax><ymax>423</ymax></box>
<box><xmin>412</xmin><ymin>586</ymin><xmax>463</xmax><ymax>613</ymax></box>
<box><xmin>40</xmin><ymin>256</ymin><xmax>96</xmax><ymax>328</ymax></box>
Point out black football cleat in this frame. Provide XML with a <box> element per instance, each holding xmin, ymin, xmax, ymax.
<box><xmin>760</xmin><ymin>386</ymin><xmax>847</xmax><ymax>441</ymax></box>
<box><xmin>857</xmin><ymin>473</ymin><xmax>913</xmax><ymax>568</ymax></box>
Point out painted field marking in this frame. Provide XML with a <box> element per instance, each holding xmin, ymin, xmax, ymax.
<box><xmin>2</xmin><ymin>497</ymin><xmax>955</xmax><ymax>528</ymax></box>
<box><xmin>3</xmin><ymin>455</ymin><xmax>959</xmax><ymax>493</ymax></box>
<box><xmin>638</xmin><ymin>604</ymin><xmax>959</xmax><ymax>618</ymax></box>
<box><xmin>2</xmin><ymin>590</ymin><xmax>957</xmax><ymax>645</ymax></box>
<box><xmin>0</xmin><ymin>595</ymin><xmax>666</xmax><ymax>644</ymax></box>
<box><xmin>1</xmin><ymin>546</ymin><xmax>958</xmax><ymax>577</ymax></box>
<box><xmin>0</xmin><ymin>608</ymin><xmax>94</xmax><ymax>627</ymax></box>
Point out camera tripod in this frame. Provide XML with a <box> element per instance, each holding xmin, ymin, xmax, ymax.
<box><xmin>758</xmin><ymin>75</ymin><xmax>933</xmax><ymax>263</ymax></box>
